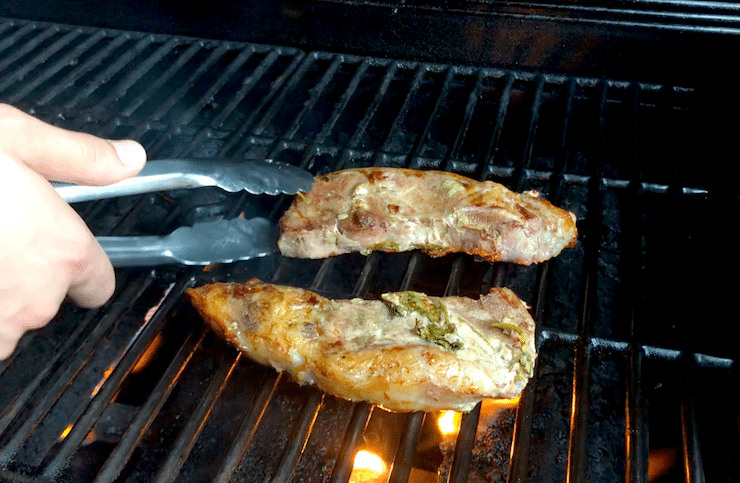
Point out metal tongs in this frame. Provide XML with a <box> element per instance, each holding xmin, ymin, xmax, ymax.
<box><xmin>53</xmin><ymin>158</ymin><xmax>314</xmax><ymax>267</ymax></box>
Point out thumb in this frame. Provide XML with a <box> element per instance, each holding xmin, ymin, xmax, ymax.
<box><xmin>0</xmin><ymin>104</ymin><xmax>146</xmax><ymax>185</ymax></box>
<box><xmin>33</xmin><ymin>136</ymin><xmax>146</xmax><ymax>186</ymax></box>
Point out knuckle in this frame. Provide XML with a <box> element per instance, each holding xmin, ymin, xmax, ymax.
<box><xmin>28</xmin><ymin>303</ymin><xmax>60</xmax><ymax>329</ymax></box>
<box><xmin>76</xmin><ymin>135</ymin><xmax>111</xmax><ymax>185</ymax></box>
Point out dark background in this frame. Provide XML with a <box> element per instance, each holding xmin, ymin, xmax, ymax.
<box><xmin>2</xmin><ymin>0</ymin><xmax>740</xmax><ymax>87</ymax></box>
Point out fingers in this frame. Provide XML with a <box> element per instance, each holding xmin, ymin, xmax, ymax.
<box><xmin>0</xmin><ymin>103</ymin><xmax>146</xmax><ymax>185</ymax></box>
<box><xmin>66</xmin><ymin>238</ymin><xmax>117</xmax><ymax>309</ymax></box>
<box><xmin>0</xmin><ymin>155</ymin><xmax>118</xmax><ymax>359</ymax></box>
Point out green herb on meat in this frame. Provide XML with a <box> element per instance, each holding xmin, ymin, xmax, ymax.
<box><xmin>516</xmin><ymin>351</ymin><xmax>535</xmax><ymax>381</ymax></box>
<box><xmin>370</xmin><ymin>241</ymin><xmax>400</xmax><ymax>251</ymax></box>
<box><xmin>384</xmin><ymin>291</ymin><xmax>463</xmax><ymax>351</ymax></box>
<box><xmin>491</xmin><ymin>321</ymin><xmax>532</xmax><ymax>381</ymax></box>
<box><xmin>490</xmin><ymin>322</ymin><xmax>526</xmax><ymax>347</ymax></box>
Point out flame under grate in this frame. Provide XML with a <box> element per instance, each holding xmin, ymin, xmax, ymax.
<box><xmin>0</xmin><ymin>17</ymin><xmax>737</xmax><ymax>483</ymax></box>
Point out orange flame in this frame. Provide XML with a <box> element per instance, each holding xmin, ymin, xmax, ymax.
<box><xmin>349</xmin><ymin>450</ymin><xmax>387</xmax><ymax>483</ymax></box>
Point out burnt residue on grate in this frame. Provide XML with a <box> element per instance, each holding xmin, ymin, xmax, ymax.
<box><xmin>0</xmin><ymin>18</ymin><xmax>738</xmax><ymax>483</ymax></box>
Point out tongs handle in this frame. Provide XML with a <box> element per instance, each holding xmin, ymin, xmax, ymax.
<box><xmin>52</xmin><ymin>159</ymin><xmax>208</xmax><ymax>203</ymax></box>
<box><xmin>96</xmin><ymin>236</ymin><xmax>177</xmax><ymax>267</ymax></box>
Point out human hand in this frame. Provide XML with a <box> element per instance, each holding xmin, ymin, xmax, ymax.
<box><xmin>0</xmin><ymin>104</ymin><xmax>146</xmax><ymax>359</ymax></box>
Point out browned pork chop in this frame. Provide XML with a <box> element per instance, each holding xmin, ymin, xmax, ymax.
<box><xmin>187</xmin><ymin>278</ymin><xmax>536</xmax><ymax>412</ymax></box>
<box><xmin>278</xmin><ymin>168</ymin><xmax>578</xmax><ymax>265</ymax></box>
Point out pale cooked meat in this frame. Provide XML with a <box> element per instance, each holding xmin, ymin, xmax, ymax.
<box><xmin>278</xmin><ymin>167</ymin><xmax>578</xmax><ymax>265</ymax></box>
<box><xmin>187</xmin><ymin>278</ymin><xmax>537</xmax><ymax>413</ymax></box>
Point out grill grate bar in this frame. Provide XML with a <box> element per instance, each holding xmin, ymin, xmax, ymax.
<box><xmin>372</xmin><ymin>65</ymin><xmax>427</xmax><ymax>164</ymax></box>
<box><xmin>509</xmin><ymin>78</ymin><xmax>578</xmax><ymax>483</ymax></box>
<box><xmin>0</xmin><ymin>28</ymin><xmax>84</xmax><ymax>92</ymax></box>
<box><xmin>310</xmin><ymin>258</ymin><xmax>339</xmax><ymax>290</ymax></box>
<box><xmin>42</xmin><ymin>279</ymin><xmax>191</xmax><ymax>478</ymax></box>
<box><xmin>207</xmin><ymin>48</ymin><xmax>283</xmax><ymax>129</ymax></box>
<box><xmin>329</xmin><ymin>403</ymin><xmax>374</xmax><ymax>483</ymax></box>
<box><xmin>152</xmin><ymin>351</ymin><xmax>243</xmax><ymax>483</ymax></box>
<box><xmin>565</xmin><ymin>340</ymin><xmax>593</xmax><ymax>482</ymax></box>
<box><xmin>212</xmin><ymin>372</ymin><xmax>283</xmax><ymax>483</ymax></box>
<box><xmin>35</xmin><ymin>32</ymin><xmax>131</xmax><ymax>106</ymax></box>
<box><xmin>446</xmin><ymin>403</ymin><xmax>483</xmax><ymax>483</ymax></box>
<box><xmin>623</xmin><ymin>82</ymin><xmax>649</xmax><ymax>483</ymax></box>
<box><xmin>174</xmin><ymin>48</ymin><xmax>290</xmax><ymax>158</ymax></box>
<box><xmin>0</xmin><ymin>29</ymin><xmax>105</xmax><ymax>101</ymax></box>
<box><xmin>216</xmin><ymin>51</ymin><xmax>306</xmax><ymax>158</ymax></box>
<box><xmin>263</xmin><ymin>55</ymin><xmax>345</xmax><ymax>162</ymax></box>
<box><xmin>169</xmin><ymin>55</ymin><xmax>269</xmax><ymax>156</ymax></box>
<box><xmin>336</xmin><ymin>62</ymin><xmax>400</xmax><ymax>170</ymax></box>
<box><xmin>140</xmin><ymin>44</ymin><xmax>231</xmax><ymax>124</ymax></box>
<box><xmin>0</xmin><ymin>19</ymin><xmax>12</xmax><ymax>38</ymax></box>
<box><xmin>564</xmin><ymin>80</ymin><xmax>610</xmax><ymax>483</ymax></box>
<box><xmin>269</xmin><ymin>390</ymin><xmax>325</xmax><ymax>483</ymax></box>
<box><xmin>0</xmin><ymin>24</ymin><xmax>59</xmax><ymax>74</ymax></box>
<box><xmin>512</xmin><ymin>76</ymin><xmax>546</xmax><ymax>192</ymax></box>
<box><xmin>173</xmin><ymin>45</ymin><xmax>256</xmax><ymax>128</ymax></box>
<box><xmin>440</xmin><ymin>69</ymin><xmax>485</xmax><ymax>172</ymax></box>
<box><xmin>120</xmin><ymin>41</ymin><xmax>203</xmax><ymax>118</ymax></box>
<box><xmin>65</xmin><ymin>36</ymin><xmax>171</xmax><ymax>113</ymax></box>
<box><xmin>352</xmin><ymin>252</ymin><xmax>382</xmax><ymax>298</ymax></box>
<box><xmin>0</xmin><ymin>22</ymin><xmax>36</xmax><ymax>57</ymax></box>
<box><xmin>475</xmin><ymin>73</ymin><xmax>514</xmax><ymax>180</ymax></box>
<box><xmin>94</xmin><ymin>327</ymin><xmax>207</xmax><ymax>483</ymax></box>
<box><xmin>0</xmin><ymin>271</ymin><xmax>158</xmax><ymax>465</ymax></box>
<box><xmin>388</xmin><ymin>411</ymin><xmax>426</xmax><ymax>483</ymax></box>
<box><xmin>297</xmin><ymin>58</ymin><xmax>372</xmax><ymax>169</ymax></box>
<box><xmin>625</xmin><ymin>346</ymin><xmax>647</xmax><ymax>483</ymax></box>
<box><xmin>549</xmin><ymin>79</ymin><xmax>577</xmax><ymax>209</ymax></box>
<box><xmin>0</xmin><ymin>308</ymin><xmax>102</xmax><ymax>435</ymax></box>
<box><xmin>406</xmin><ymin>67</ymin><xmax>456</xmax><ymax>169</ymax></box>
<box><xmin>679</xmin><ymin>357</ymin><xmax>706</xmax><ymax>483</ymax></box>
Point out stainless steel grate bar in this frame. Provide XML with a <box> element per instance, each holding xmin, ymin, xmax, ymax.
<box><xmin>440</xmin><ymin>69</ymin><xmax>485</xmax><ymax>172</ymax></box>
<box><xmin>0</xmin><ymin>271</ymin><xmax>158</xmax><ymax>465</ymax></box>
<box><xmin>512</xmin><ymin>76</ymin><xmax>546</xmax><ymax>192</ymax></box>
<box><xmin>372</xmin><ymin>65</ymin><xmax>427</xmax><ymax>162</ymax></box>
<box><xmin>405</xmin><ymin>67</ymin><xmax>456</xmax><ymax>169</ymax></box>
<box><xmin>211</xmin><ymin>372</ymin><xmax>284</xmax><ymax>483</ymax></box>
<box><xmin>476</xmin><ymin>73</ymin><xmax>514</xmax><ymax>180</ymax></box>
<box><xmin>151</xmin><ymin>351</ymin><xmax>243</xmax><ymax>483</ymax></box>
<box><xmin>679</xmin><ymin>356</ymin><xmax>706</xmax><ymax>483</ymax></box>
<box><xmin>262</xmin><ymin>54</ymin><xmax>345</xmax><ymax>161</ymax></box>
<box><xmin>0</xmin><ymin>23</ymin><xmax>57</xmax><ymax>72</ymax></box>
<box><xmin>35</xmin><ymin>32</ymin><xmax>132</xmax><ymax>106</ymax></box>
<box><xmin>336</xmin><ymin>62</ymin><xmax>400</xmax><ymax>169</ymax></box>
<box><xmin>297</xmin><ymin>58</ymin><xmax>371</xmax><ymax>169</ymax></box>
<box><xmin>64</xmin><ymin>36</ymin><xmax>171</xmax><ymax>112</ymax></box>
<box><xmin>216</xmin><ymin>50</ymin><xmax>306</xmax><ymax>158</ymax></box>
<box><xmin>93</xmin><ymin>328</ymin><xmax>208</xmax><ymax>483</ymax></box>
<box><xmin>0</xmin><ymin>29</ymin><xmax>106</xmax><ymax>102</ymax></box>
<box><xmin>145</xmin><ymin>44</ymin><xmax>231</xmax><ymax>123</ymax></box>
<box><xmin>42</xmin><ymin>279</ymin><xmax>192</xmax><ymax>478</ymax></box>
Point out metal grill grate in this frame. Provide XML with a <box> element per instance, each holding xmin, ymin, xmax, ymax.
<box><xmin>0</xmin><ymin>17</ymin><xmax>738</xmax><ymax>483</ymax></box>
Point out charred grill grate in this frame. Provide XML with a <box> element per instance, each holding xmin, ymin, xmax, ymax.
<box><xmin>0</xmin><ymin>17</ymin><xmax>738</xmax><ymax>483</ymax></box>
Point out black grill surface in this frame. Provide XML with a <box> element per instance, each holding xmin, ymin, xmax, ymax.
<box><xmin>0</xmin><ymin>17</ymin><xmax>738</xmax><ymax>483</ymax></box>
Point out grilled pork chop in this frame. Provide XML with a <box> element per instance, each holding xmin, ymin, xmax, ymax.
<box><xmin>187</xmin><ymin>278</ymin><xmax>536</xmax><ymax>412</ymax></box>
<box><xmin>278</xmin><ymin>168</ymin><xmax>577</xmax><ymax>265</ymax></box>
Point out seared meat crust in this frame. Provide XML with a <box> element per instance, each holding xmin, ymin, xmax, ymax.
<box><xmin>187</xmin><ymin>278</ymin><xmax>536</xmax><ymax>412</ymax></box>
<box><xmin>278</xmin><ymin>168</ymin><xmax>577</xmax><ymax>265</ymax></box>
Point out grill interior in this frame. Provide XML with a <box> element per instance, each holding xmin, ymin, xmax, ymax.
<box><xmin>0</xmin><ymin>16</ymin><xmax>738</xmax><ymax>483</ymax></box>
